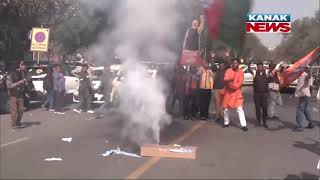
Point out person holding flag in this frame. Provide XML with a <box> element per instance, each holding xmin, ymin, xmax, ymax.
<box><xmin>268</xmin><ymin>63</ymin><xmax>283</xmax><ymax>119</ymax></box>
<box><xmin>294</xmin><ymin>67</ymin><xmax>315</xmax><ymax>131</ymax></box>
<box><xmin>278</xmin><ymin>47</ymin><xmax>319</xmax><ymax>88</ymax></box>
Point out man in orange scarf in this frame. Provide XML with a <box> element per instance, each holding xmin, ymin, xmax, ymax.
<box><xmin>222</xmin><ymin>59</ymin><xmax>248</xmax><ymax>131</ymax></box>
<box><xmin>199</xmin><ymin>61</ymin><xmax>214</xmax><ymax>121</ymax></box>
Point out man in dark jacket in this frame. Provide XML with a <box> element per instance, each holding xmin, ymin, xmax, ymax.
<box><xmin>170</xmin><ymin>64</ymin><xmax>186</xmax><ymax>117</ymax></box>
<box><xmin>248</xmin><ymin>62</ymin><xmax>269</xmax><ymax>128</ymax></box>
<box><xmin>212</xmin><ymin>60</ymin><xmax>226</xmax><ymax>122</ymax></box>
<box><xmin>74</xmin><ymin>64</ymin><xmax>94</xmax><ymax>113</ymax></box>
<box><xmin>6</xmin><ymin>63</ymin><xmax>26</xmax><ymax>131</ymax></box>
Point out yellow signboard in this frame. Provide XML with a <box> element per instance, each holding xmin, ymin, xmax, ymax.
<box><xmin>30</xmin><ymin>27</ymin><xmax>50</xmax><ymax>52</ymax></box>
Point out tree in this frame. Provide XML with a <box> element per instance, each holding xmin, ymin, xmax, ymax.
<box><xmin>242</xmin><ymin>33</ymin><xmax>268</xmax><ymax>63</ymax></box>
<box><xmin>273</xmin><ymin>10</ymin><xmax>320</xmax><ymax>64</ymax></box>
<box><xmin>0</xmin><ymin>0</ymin><xmax>79</xmax><ymax>62</ymax></box>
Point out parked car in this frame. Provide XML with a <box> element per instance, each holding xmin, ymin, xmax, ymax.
<box><xmin>72</xmin><ymin>65</ymin><xmax>105</xmax><ymax>104</ymax></box>
<box><xmin>27</xmin><ymin>64</ymin><xmax>79</xmax><ymax>95</ymax></box>
<box><xmin>0</xmin><ymin>66</ymin><xmax>9</xmax><ymax>113</ymax></box>
<box><xmin>241</xmin><ymin>64</ymin><xmax>257</xmax><ymax>85</ymax></box>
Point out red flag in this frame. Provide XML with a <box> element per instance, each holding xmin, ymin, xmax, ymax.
<box><xmin>204</xmin><ymin>0</ymin><xmax>224</xmax><ymax>42</ymax></box>
<box><xmin>281</xmin><ymin>47</ymin><xmax>320</xmax><ymax>87</ymax></box>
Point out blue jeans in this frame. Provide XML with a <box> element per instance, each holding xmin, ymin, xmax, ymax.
<box><xmin>43</xmin><ymin>90</ymin><xmax>54</xmax><ymax>109</ymax></box>
<box><xmin>296</xmin><ymin>96</ymin><xmax>313</xmax><ymax>128</ymax></box>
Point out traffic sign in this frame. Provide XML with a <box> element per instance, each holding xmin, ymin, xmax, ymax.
<box><xmin>30</xmin><ymin>27</ymin><xmax>50</xmax><ymax>52</ymax></box>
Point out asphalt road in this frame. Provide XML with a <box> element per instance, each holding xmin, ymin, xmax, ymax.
<box><xmin>1</xmin><ymin>87</ymin><xmax>319</xmax><ymax>179</ymax></box>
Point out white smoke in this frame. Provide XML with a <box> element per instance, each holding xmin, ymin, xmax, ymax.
<box><xmin>86</xmin><ymin>0</ymin><xmax>183</xmax><ymax>145</ymax></box>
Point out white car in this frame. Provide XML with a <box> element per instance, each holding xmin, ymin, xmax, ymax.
<box><xmin>241</xmin><ymin>64</ymin><xmax>257</xmax><ymax>85</ymax></box>
<box><xmin>71</xmin><ymin>65</ymin><xmax>105</xmax><ymax>104</ymax></box>
<box><xmin>29</xmin><ymin>65</ymin><xmax>80</xmax><ymax>95</ymax></box>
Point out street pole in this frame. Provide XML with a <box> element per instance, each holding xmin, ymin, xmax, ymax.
<box><xmin>37</xmin><ymin>52</ymin><xmax>40</xmax><ymax>65</ymax></box>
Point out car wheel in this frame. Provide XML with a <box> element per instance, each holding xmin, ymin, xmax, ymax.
<box><xmin>72</xmin><ymin>94</ymin><xmax>79</xmax><ymax>103</ymax></box>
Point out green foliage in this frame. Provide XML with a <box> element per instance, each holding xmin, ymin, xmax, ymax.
<box><xmin>273</xmin><ymin>10</ymin><xmax>320</xmax><ymax>63</ymax></box>
<box><xmin>242</xmin><ymin>33</ymin><xmax>268</xmax><ymax>63</ymax></box>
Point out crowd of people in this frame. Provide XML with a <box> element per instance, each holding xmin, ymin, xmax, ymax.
<box><xmin>169</xmin><ymin>57</ymin><xmax>318</xmax><ymax>132</ymax></box>
<box><xmin>3</xmin><ymin>16</ymin><xmax>319</xmax><ymax>133</ymax></box>
<box><xmin>167</xmin><ymin>15</ymin><xmax>319</xmax><ymax>132</ymax></box>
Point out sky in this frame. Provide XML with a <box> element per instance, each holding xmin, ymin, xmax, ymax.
<box><xmin>251</xmin><ymin>0</ymin><xmax>319</xmax><ymax>48</ymax></box>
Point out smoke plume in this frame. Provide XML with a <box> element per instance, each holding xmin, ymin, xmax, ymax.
<box><xmin>85</xmin><ymin>0</ymin><xmax>184</xmax><ymax>145</ymax></box>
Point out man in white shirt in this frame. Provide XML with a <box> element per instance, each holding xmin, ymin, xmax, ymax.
<box><xmin>294</xmin><ymin>67</ymin><xmax>314</xmax><ymax>131</ymax></box>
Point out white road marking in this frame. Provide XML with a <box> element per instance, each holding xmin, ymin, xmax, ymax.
<box><xmin>0</xmin><ymin>137</ymin><xmax>29</xmax><ymax>148</ymax></box>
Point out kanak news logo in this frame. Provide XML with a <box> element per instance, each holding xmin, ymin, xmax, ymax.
<box><xmin>246</xmin><ymin>14</ymin><xmax>291</xmax><ymax>33</ymax></box>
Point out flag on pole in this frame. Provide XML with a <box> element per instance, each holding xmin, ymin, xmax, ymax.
<box><xmin>201</xmin><ymin>0</ymin><xmax>252</xmax><ymax>56</ymax></box>
<box><xmin>281</xmin><ymin>47</ymin><xmax>320</xmax><ymax>87</ymax></box>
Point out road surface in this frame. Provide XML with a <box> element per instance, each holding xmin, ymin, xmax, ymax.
<box><xmin>1</xmin><ymin>87</ymin><xmax>319</xmax><ymax>179</ymax></box>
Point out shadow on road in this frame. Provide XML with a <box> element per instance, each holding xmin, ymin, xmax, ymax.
<box><xmin>21</xmin><ymin>121</ymin><xmax>41</xmax><ymax>128</ymax></box>
<box><xmin>284</xmin><ymin>172</ymin><xmax>319</xmax><ymax>180</ymax></box>
<box><xmin>266</xmin><ymin>118</ymin><xmax>297</xmax><ymax>132</ymax></box>
<box><xmin>293</xmin><ymin>138</ymin><xmax>320</xmax><ymax>156</ymax></box>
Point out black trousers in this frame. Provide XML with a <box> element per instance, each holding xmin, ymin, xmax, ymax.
<box><xmin>171</xmin><ymin>93</ymin><xmax>184</xmax><ymax>117</ymax></box>
<box><xmin>79</xmin><ymin>89</ymin><xmax>92</xmax><ymax>111</ymax></box>
<box><xmin>183</xmin><ymin>89</ymin><xmax>198</xmax><ymax>118</ymax></box>
<box><xmin>254</xmin><ymin>92</ymin><xmax>268</xmax><ymax>124</ymax></box>
<box><xmin>54</xmin><ymin>90</ymin><xmax>65</xmax><ymax>112</ymax></box>
<box><xmin>199</xmin><ymin>89</ymin><xmax>212</xmax><ymax>119</ymax></box>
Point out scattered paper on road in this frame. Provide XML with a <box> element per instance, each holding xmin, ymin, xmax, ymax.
<box><xmin>317</xmin><ymin>160</ymin><xmax>320</xmax><ymax>170</ymax></box>
<box><xmin>100</xmin><ymin>147</ymin><xmax>141</xmax><ymax>158</ymax></box>
<box><xmin>312</xmin><ymin>107</ymin><xmax>318</xmax><ymax>112</ymax></box>
<box><xmin>44</xmin><ymin>157</ymin><xmax>63</xmax><ymax>161</ymax></box>
<box><xmin>61</xmin><ymin>137</ymin><xmax>72</xmax><ymax>142</ymax></box>
<box><xmin>169</xmin><ymin>148</ymin><xmax>194</xmax><ymax>153</ymax></box>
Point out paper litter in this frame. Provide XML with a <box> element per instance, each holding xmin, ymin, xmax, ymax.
<box><xmin>159</xmin><ymin>147</ymin><xmax>193</xmax><ymax>153</ymax></box>
<box><xmin>100</xmin><ymin>147</ymin><xmax>141</xmax><ymax>158</ymax></box>
<box><xmin>61</xmin><ymin>137</ymin><xmax>72</xmax><ymax>142</ymax></box>
<box><xmin>44</xmin><ymin>157</ymin><xmax>63</xmax><ymax>161</ymax></box>
<box><xmin>169</xmin><ymin>148</ymin><xmax>194</xmax><ymax>153</ymax></box>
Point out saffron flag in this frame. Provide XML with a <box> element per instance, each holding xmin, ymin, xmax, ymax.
<box><xmin>281</xmin><ymin>47</ymin><xmax>320</xmax><ymax>87</ymax></box>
